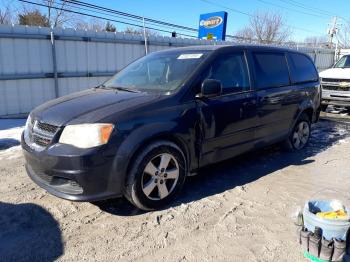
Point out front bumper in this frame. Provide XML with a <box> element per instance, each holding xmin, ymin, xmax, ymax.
<box><xmin>322</xmin><ymin>88</ymin><xmax>350</xmax><ymax>107</ymax></box>
<box><xmin>21</xmin><ymin>133</ymin><xmax>124</xmax><ymax>201</ymax></box>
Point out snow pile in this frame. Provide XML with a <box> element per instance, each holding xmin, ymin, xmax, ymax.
<box><xmin>0</xmin><ymin>119</ymin><xmax>26</xmax><ymax>160</ymax></box>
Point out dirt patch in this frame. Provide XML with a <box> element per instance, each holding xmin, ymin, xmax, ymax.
<box><xmin>0</xmin><ymin>119</ymin><xmax>350</xmax><ymax>261</ymax></box>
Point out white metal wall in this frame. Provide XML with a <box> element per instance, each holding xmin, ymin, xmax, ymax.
<box><xmin>297</xmin><ymin>47</ymin><xmax>335</xmax><ymax>71</ymax></box>
<box><xmin>0</xmin><ymin>26</ymin><xmax>55</xmax><ymax>116</ymax></box>
<box><xmin>0</xmin><ymin>25</ymin><xmax>336</xmax><ymax>117</ymax></box>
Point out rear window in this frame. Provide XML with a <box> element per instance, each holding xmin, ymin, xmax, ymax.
<box><xmin>288</xmin><ymin>53</ymin><xmax>318</xmax><ymax>83</ymax></box>
<box><xmin>252</xmin><ymin>52</ymin><xmax>290</xmax><ymax>89</ymax></box>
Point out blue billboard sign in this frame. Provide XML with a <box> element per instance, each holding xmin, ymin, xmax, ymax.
<box><xmin>198</xmin><ymin>11</ymin><xmax>228</xmax><ymax>41</ymax></box>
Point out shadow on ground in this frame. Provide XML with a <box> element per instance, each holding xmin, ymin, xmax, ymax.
<box><xmin>0</xmin><ymin>202</ymin><xmax>63</xmax><ymax>261</ymax></box>
<box><xmin>0</xmin><ymin>138</ymin><xmax>20</xmax><ymax>150</ymax></box>
<box><xmin>96</xmin><ymin>119</ymin><xmax>350</xmax><ymax>216</ymax></box>
<box><xmin>0</xmin><ymin>119</ymin><xmax>26</xmax><ymax>131</ymax></box>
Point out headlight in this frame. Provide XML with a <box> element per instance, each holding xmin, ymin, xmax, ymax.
<box><xmin>25</xmin><ymin>115</ymin><xmax>31</xmax><ymax>129</ymax></box>
<box><xmin>59</xmin><ymin>123</ymin><xmax>114</xmax><ymax>148</ymax></box>
<box><xmin>24</xmin><ymin>115</ymin><xmax>32</xmax><ymax>137</ymax></box>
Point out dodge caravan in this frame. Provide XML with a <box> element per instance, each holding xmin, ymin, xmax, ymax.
<box><xmin>22</xmin><ymin>45</ymin><xmax>321</xmax><ymax>210</ymax></box>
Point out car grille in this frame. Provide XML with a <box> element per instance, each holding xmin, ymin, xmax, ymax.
<box><xmin>37</xmin><ymin>121</ymin><xmax>59</xmax><ymax>134</ymax></box>
<box><xmin>322</xmin><ymin>78</ymin><xmax>350</xmax><ymax>83</ymax></box>
<box><xmin>322</xmin><ymin>85</ymin><xmax>350</xmax><ymax>92</ymax></box>
<box><xmin>321</xmin><ymin>78</ymin><xmax>350</xmax><ymax>92</ymax></box>
<box><xmin>24</xmin><ymin>117</ymin><xmax>59</xmax><ymax>151</ymax></box>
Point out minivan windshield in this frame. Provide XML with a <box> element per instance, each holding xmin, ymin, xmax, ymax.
<box><xmin>103</xmin><ymin>51</ymin><xmax>210</xmax><ymax>92</ymax></box>
<box><xmin>334</xmin><ymin>55</ymin><xmax>350</xmax><ymax>68</ymax></box>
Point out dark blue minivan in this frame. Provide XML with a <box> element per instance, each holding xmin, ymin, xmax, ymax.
<box><xmin>22</xmin><ymin>45</ymin><xmax>321</xmax><ymax>210</ymax></box>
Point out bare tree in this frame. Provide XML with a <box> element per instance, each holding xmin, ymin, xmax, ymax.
<box><xmin>304</xmin><ymin>35</ymin><xmax>328</xmax><ymax>48</ymax></box>
<box><xmin>124</xmin><ymin>26</ymin><xmax>159</xmax><ymax>37</ymax></box>
<box><xmin>0</xmin><ymin>0</ymin><xmax>13</xmax><ymax>24</ymax></box>
<box><xmin>0</xmin><ymin>6</ymin><xmax>11</xmax><ymax>24</ymax></box>
<box><xmin>74</xmin><ymin>18</ymin><xmax>104</xmax><ymax>31</ymax></box>
<box><xmin>234</xmin><ymin>28</ymin><xmax>255</xmax><ymax>43</ymax></box>
<box><xmin>337</xmin><ymin>22</ymin><xmax>350</xmax><ymax>48</ymax></box>
<box><xmin>89</xmin><ymin>18</ymin><xmax>104</xmax><ymax>31</ymax></box>
<box><xmin>235</xmin><ymin>11</ymin><xmax>292</xmax><ymax>44</ymax></box>
<box><xmin>44</xmin><ymin>0</ymin><xmax>71</xmax><ymax>27</ymax></box>
<box><xmin>17</xmin><ymin>0</ymin><xmax>75</xmax><ymax>27</ymax></box>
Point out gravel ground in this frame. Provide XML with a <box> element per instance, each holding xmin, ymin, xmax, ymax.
<box><xmin>0</xmin><ymin>115</ymin><xmax>350</xmax><ymax>262</ymax></box>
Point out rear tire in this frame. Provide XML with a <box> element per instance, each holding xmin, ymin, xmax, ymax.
<box><xmin>283</xmin><ymin>113</ymin><xmax>311</xmax><ymax>152</ymax></box>
<box><xmin>124</xmin><ymin>141</ymin><xmax>186</xmax><ymax>211</ymax></box>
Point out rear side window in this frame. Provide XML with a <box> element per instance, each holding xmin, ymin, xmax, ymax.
<box><xmin>252</xmin><ymin>52</ymin><xmax>290</xmax><ymax>89</ymax></box>
<box><xmin>288</xmin><ymin>53</ymin><xmax>318</xmax><ymax>83</ymax></box>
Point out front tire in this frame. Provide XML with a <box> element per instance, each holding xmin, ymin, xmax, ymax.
<box><xmin>124</xmin><ymin>141</ymin><xmax>186</xmax><ymax>210</ymax></box>
<box><xmin>284</xmin><ymin>113</ymin><xmax>311</xmax><ymax>151</ymax></box>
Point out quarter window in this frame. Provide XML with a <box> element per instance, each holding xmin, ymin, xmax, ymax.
<box><xmin>204</xmin><ymin>53</ymin><xmax>250</xmax><ymax>93</ymax></box>
<box><xmin>252</xmin><ymin>52</ymin><xmax>290</xmax><ymax>89</ymax></box>
<box><xmin>288</xmin><ymin>53</ymin><xmax>318</xmax><ymax>83</ymax></box>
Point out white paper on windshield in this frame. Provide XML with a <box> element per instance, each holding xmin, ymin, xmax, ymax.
<box><xmin>177</xmin><ymin>53</ymin><xmax>203</xmax><ymax>59</ymax></box>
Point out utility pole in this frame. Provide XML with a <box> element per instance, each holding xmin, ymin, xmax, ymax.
<box><xmin>327</xmin><ymin>17</ymin><xmax>340</xmax><ymax>48</ymax></box>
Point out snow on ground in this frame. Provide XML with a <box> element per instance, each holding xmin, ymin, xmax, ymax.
<box><xmin>0</xmin><ymin>119</ymin><xmax>25</xmax><ymax>160</ymax></box>
<box><xmin>0</xmin><ymin>119</ymin><xmax>26</xmax><ymax>131</ymax></box>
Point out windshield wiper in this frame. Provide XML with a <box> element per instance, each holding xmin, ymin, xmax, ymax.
<box><xmin>114</xmin><ymin>86</ymin><xmax>141</xmax><ymax>93</ymax></box>
<box><xmin>101</xmin><ymin>85</ymin><xmax>141</xmax><ymax>93</ymax></box>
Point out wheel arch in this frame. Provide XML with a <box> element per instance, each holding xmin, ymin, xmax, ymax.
<box><xmin>289</xmin><ymin>105</ymin><xmax>314</xmax><ymax>136</ymax></box>
<box><xmin>125</xmin><ymin>133</ymin><xmax>190</xmax><ymax>177</ymax></box>
<box><xmin>302</xmin><ymin>107</ymin><xmax>314</xmax><ymax>122</ymax></box>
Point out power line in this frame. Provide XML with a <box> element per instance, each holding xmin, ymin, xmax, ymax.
<box><xmin>47</xmin><ymin>0</ymin><xmax>197</xmax><ymax>34</ymax></box>
<box><xmin>278</xmin><ymin>0</ymin><xmax>330</xmax><ymax>16</ymax></box>
<box><xmin>200</xmin><ymin>0</ymin><xmax>251</xmax><ymax>17</ymax></box>
<box><xmin>17</xmin><ymin>0</ymin><xmax>198</xmax><ymax>38</ymax></box>
<box><xmin>32</xmin><ymin>0</ymin><xmax>201</xmax><ymax>35</ymax></box>
<box><xmin>198</xmin><ymin>0</ymin><xmax>325</xmax><ymax>34</ymax></box>
<box><xmin>18</xmin><ymin>0</ymin><xmax>333</xmax><ymax>46</ymax></box>
<box><xmin>65</xmin><ymin>0</ymin><xmax>198</xmax><ymax>32</ymax></box>
<box><xmin>279</xmin><ymin>0</ymin><xmax>346</xmax><ymax>20</ymax></box>
<box><xmin>278</xmin><ymin>0</ymin><xmax>350</xmax><ymax>24</ymax></box>
<box><xmin>255</xmin><ymin>0</ymin><xmax>329</xmax><ymax>19</ymax></box>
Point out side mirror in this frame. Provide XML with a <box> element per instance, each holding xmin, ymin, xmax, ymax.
<box><xmin>198</xmin><ymin>79</ymin><xmax>222</xmax><ymax>98</ymax></box>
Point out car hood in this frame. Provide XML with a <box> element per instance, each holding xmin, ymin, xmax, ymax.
<box><xmin>319</xmin><ymin>68</ymin><xmax>350</xmax><ymax>79</ymax></box>
<box><xmin>31</xmin><ymin>88</ymin><xmax>161</xmax><ymax>126</ymax></box>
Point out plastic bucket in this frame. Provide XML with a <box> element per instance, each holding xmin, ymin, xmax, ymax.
<box><xmin>303</xmin><ymin>200</ymin><xmax>350</xmax><ymax>240</ymax></box>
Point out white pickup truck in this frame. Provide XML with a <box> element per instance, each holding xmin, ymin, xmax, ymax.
<box><xmin>319</xmin><ymin>55</ymin><xmax>350</xmax><ymax>111</ymax></box>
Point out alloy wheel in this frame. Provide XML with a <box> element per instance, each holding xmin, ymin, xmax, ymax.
<box><xmin>141</xmin><ymin>153</ymin><xmax>179</xmax><ymax>200</ymax></box>
<box><xmin>292</xmin><ymin>121</ymin><xmax>310</xmax><ymax>149</ymax></box>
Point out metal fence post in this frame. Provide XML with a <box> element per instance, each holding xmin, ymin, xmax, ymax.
<box><xmin>50</xmin><ymin>30</ymin><xmax>59</xmax><ymax>98</ymax></box>
<box><xmin>313</xmin><ymin>50</ymin><xmax>317</xmax><ymax>63</ymax></box>
<box><xmin>142</xmin><ymin>17</ymin><xmax>148</xmax><ymax>55</ymax></box>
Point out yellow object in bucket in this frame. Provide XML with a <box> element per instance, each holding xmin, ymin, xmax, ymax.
<box><xmin>316</xmin><ymin>209</ymin><xmax>348</xmax><ymax>220</ymax></box>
